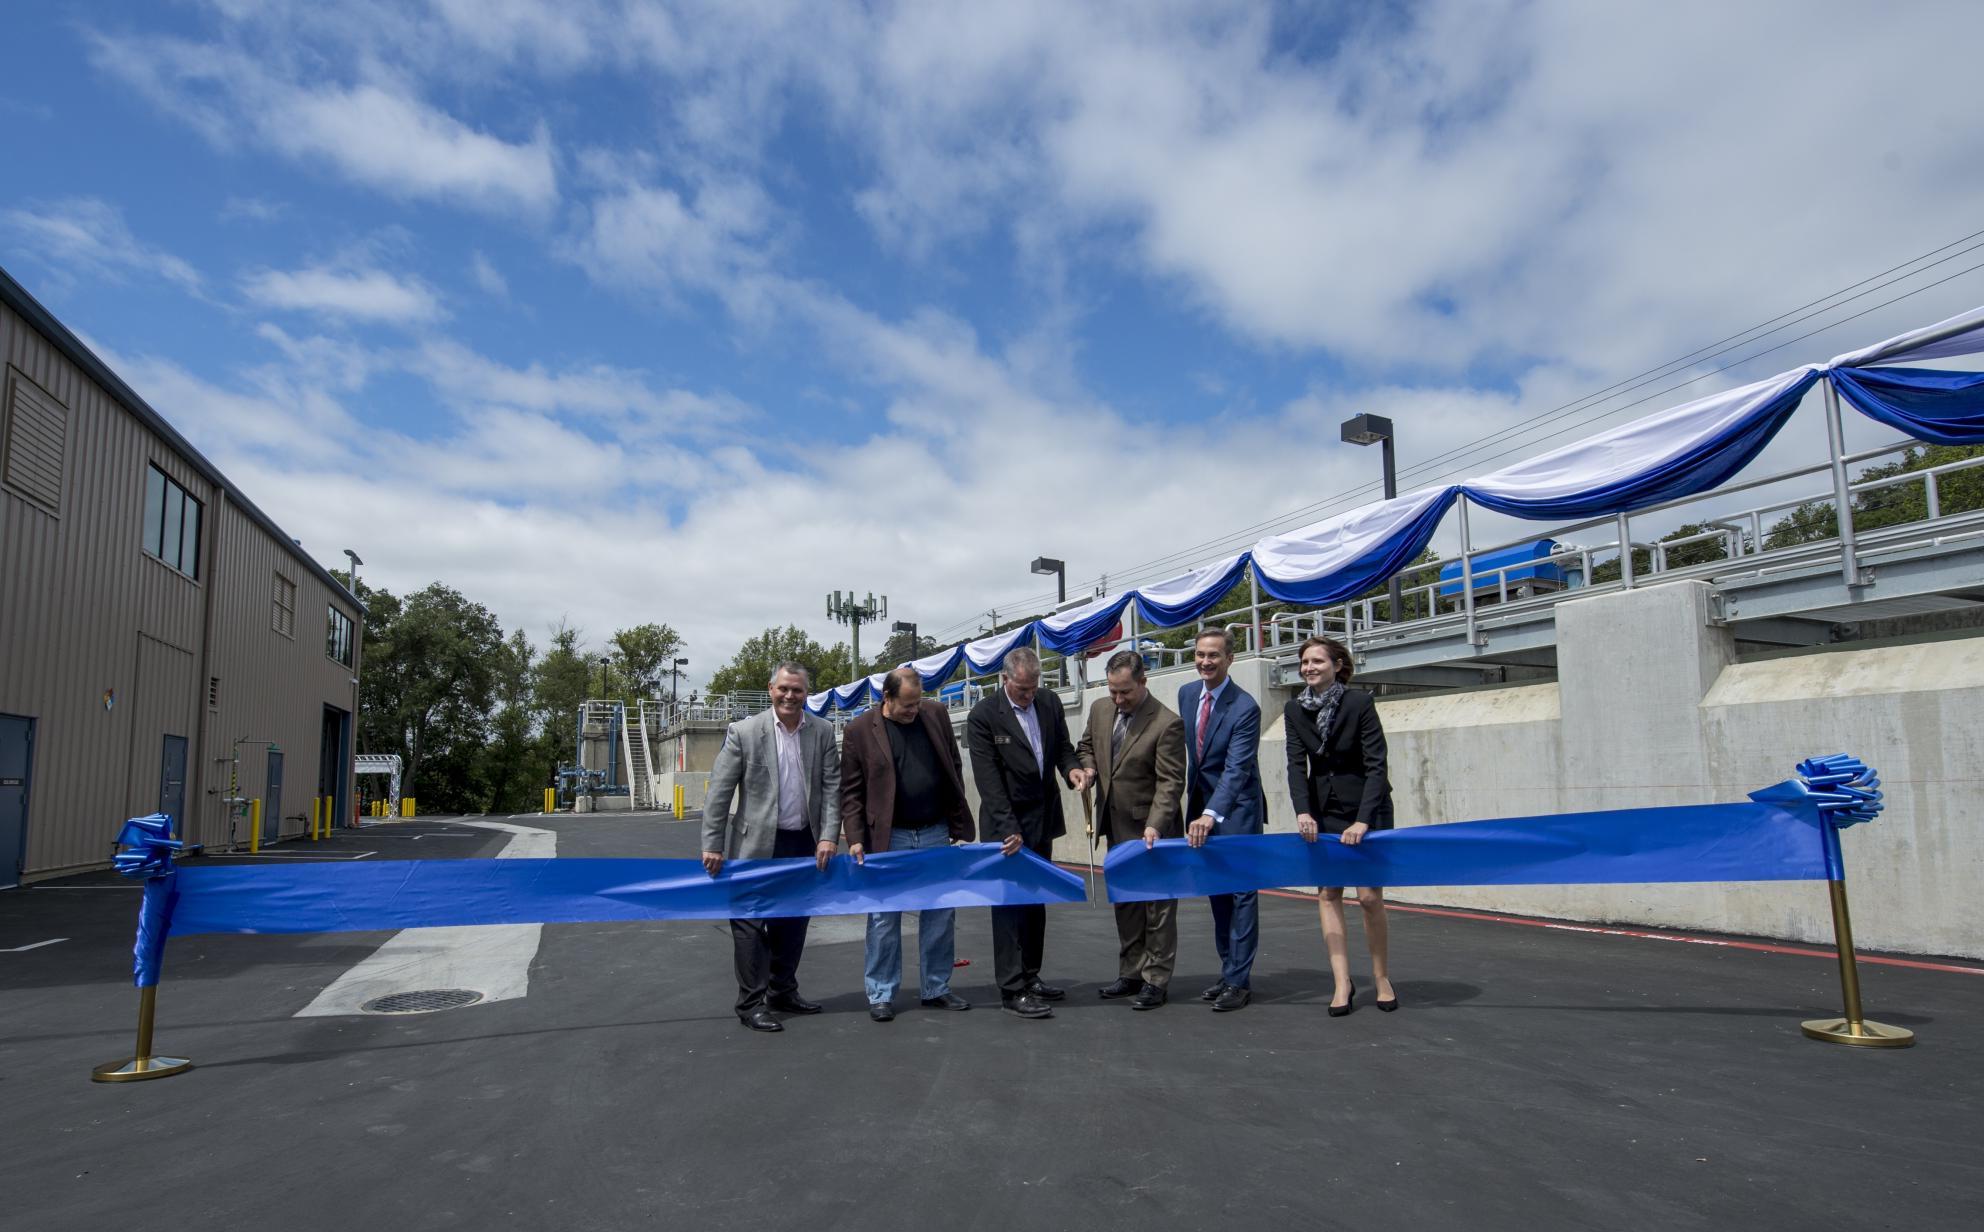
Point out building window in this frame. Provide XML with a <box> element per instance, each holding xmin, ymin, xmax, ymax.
<box><xmin>272</xmin><ymin>572</ymin><xmax>297</xmax><ymax>638</ymax></box>
<box><xmin>327</xmin><ymin>606</ymin><xmax>354</xmax><ymax>667</ymax></box>
<box><xmin>143</xmin><ymin>462</ymin><xmax>202</xmax><ymax>579</ymax></box>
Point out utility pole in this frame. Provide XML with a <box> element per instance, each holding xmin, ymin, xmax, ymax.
<box><xmin>827</xmin><ymin>591</ymin><xmax>888</xmax><ymax>680</ymax></box>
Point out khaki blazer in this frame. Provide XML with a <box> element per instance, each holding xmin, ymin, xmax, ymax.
<box><xmin>1076</xmin><ymin>692</ymin><xmax>1186</xmax><ymax>846</ymax></box>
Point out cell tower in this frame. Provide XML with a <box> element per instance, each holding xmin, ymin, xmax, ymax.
<box><xmin>826</xmin><ymin>590</ymin><xmax>888</xmax><ymax>682</ymax></box>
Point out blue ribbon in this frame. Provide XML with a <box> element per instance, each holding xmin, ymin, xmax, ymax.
<box><xmin>1105</xmin><ymin>779</ymin><xmax>1834</xmax><ymax>902</ymax></box>
<box><xmin>111</xmin><ymin>812</ymin><xmax>183</xmax><ymax>880</ymax></box>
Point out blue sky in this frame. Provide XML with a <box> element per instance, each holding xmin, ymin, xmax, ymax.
<box><xmin>4</xmin><ymin>1</ymin><xmax>1983</xmax><ymax>678</ymax></box>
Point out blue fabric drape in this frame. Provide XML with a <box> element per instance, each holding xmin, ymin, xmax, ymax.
<box><xmin>1463</xmin><ymin>369</ymin><xmax>1822</xmax><ymax>519</ymax></box>
<box><xmin>1829</xmin><ymin>367</ymin><xmax>1984</xmax><ymax>445</ymax></box>
<box><xmin>1104</xmin><ymin>790</ymin><xmax>1828</xmax><ymax>902</ymax></box>
<box><xmin>1253</xmin><ymin>487</ymin><xmax>1457</xmax><ymax>606</ymax></box>
<box><xmin>1132</xmin><ymin>553</ymin><xmax>1251</xmax><ymax>627</ymax></box>
<box><xmin>1034</xmin><ymin>595</ymin><xmax>1132</xmax><ymax>653</ymax></box>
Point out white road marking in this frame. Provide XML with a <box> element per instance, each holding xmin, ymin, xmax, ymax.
<box><xmin>1</xmin><ymin>938</ymin><xmax>68</xmax><ymax>952</ymax></box>
<box><xmin>294</xmin><ymin>819</ymin><xmax>556</xmax><ymax>1018</ymax></box>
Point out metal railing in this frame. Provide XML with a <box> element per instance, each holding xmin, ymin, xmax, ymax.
<box><xmin>930</xmin><ymin>435</ymin><xmax>1983</xmax><ymax>709</ymax></box>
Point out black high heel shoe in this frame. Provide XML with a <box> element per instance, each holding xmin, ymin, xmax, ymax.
<box><xmin>1376</xmin><ymin>988</ymin><xmax>1399</xmax><ymax>1012</ymax></box>
<box><xmin>1328</xmin><ymin>979</ymin><xmax>1356</xmax><ymax>1017</ymax></box>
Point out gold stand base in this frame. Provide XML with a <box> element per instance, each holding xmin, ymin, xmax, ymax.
<box><xmin>91</xmin><ymin>1056</ymin><xmax>193</xmax><ymax>1082</ymax></box>
<box><xmin>1800</xmin><ymin>1018</ymin><xmax>1915</xmax><ymax>1048</ymax></box>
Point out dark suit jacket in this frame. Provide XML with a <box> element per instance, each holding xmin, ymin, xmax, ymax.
<box><xmin>839</xmin><ymin>701</ymin><xmax>973</xmax><ymax>852</ymax></box>
<box><xmin>1077</xmin><ymin>692</ymin><xmax>1186</xmax><ymax>846</ymax></box>
<box><xmin>967</xmin><ymin>687</ymin><xmax>1079</xmax><ymax>849</ymax></box>
<box><xmin>1179</xmin><ymin>678</ymin><xmax>1267</xmax><ymax>834</ymax></box>
<box><xmin>1283</xmin><ymin>689</ymin><xmax>1393</xmax><ymax>829</ymax></box>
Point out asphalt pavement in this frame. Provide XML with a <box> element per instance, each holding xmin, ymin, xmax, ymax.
<box><xmin>2</xmin><ymin>812</ymin><xmax>1979</xmax><ymax>1231</ymax></box>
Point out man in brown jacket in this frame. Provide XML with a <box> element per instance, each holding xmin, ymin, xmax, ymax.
<box><xmin>1075</xmin><ymin>649</ymin><xmax>1187</xmax><ymax>1010</ymax></box>
<box><xmin>841</xmin><ymin>666</ymin><xmax>976</xmax><ymax>1021</ymax></box>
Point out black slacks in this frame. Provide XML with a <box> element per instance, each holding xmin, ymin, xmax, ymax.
<box><xmin>990</xmin><ymin>834</ymin><xmax>1054</xmax><ymax>996</ymax></box>
<box><xmin>731</xmin><ymin>825</ymin><xmax>815</xmax><ymax>1015</ymax></box>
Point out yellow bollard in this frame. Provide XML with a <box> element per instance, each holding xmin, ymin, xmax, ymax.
<box><xmin>310</xmin><ymin>796</ymin><xmax>321</xmax><ymax>841</ymax></box>
<box><xmin>248</xmin><ymin>798</ymin><xmax>263</xmax><ymax>853</ymax></box>
<box><xmin>543</xmin><ymin>787</ymin><xmax>556</xmax><ymax>814</ymax></box>
<box><xmin>674</xmin><ymin>783</ymin><xmax>685</xmax><ymax>817</ymax></box>
<box><xmin>401</xmin><ymin>797</ymin><xmax>416</xmax><ymax>818</ymax></box>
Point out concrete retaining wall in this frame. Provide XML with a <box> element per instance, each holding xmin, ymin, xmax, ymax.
<box><xmin>952</xmin><ymin>581</ymin><xmax>1984</xmax><ymax>958</ymax></box>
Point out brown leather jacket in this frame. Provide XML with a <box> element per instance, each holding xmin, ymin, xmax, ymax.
<box><xmin>839</xmin><ymin>701</ymin><xmax>975</xmax><ymax>852</ymax></box>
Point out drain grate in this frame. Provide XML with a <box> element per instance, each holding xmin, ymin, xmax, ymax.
<box><xmin>361</xmin><ymin>988</ymin><xmax>485</xmax><ymax>1015</ymax></box>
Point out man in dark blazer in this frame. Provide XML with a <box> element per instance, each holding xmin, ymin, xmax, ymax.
<box><xmin>841</xmin><ymin>667</ymin><xmax>975</xmax><ymax>1021</ymax></box>
<box><xmin>966</xmin><ymin>645</ymin><xmax>1083</xmax><ymax>1019</ymax></box>
<box><xmin>1079</xmin><ymin>649</ymin><xmax>1187</xmax><ymax>1009</ymax></box>
<box><xmin>1179</xmin><ymin>628</ymin><xmax>1269</xmax><ymax>1012</ymax></box>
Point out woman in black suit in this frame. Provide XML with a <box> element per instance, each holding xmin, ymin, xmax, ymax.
<box><xmin>1285</xmin><ymin>635</ymin><xmax>1397</xmax><ymax>1016</ymax></box>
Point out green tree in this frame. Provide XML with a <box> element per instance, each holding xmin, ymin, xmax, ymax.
<box><xmin>478</xmin><ymin>629</ymin><xmax>544</xmax><ymax>813</ymax></box>
<box><xmin>610</xmin><ymin>622</ymin><xmax>685</xmax><ymax>699</ymax></box>
<box><xmin>709</xmin><ymin>625</ymin><xmax>853</xmax><ymax>696</ymax></box>
<box><xmin>866</xmin><ymin>628</ymin><xmax>942</xmax><ymax>675</ymax></box>
<box><xmin>1763</xmin><ymin>444</ymin><xmax>1984</xmax><ymax>548</ymax></box>
<box><xmin>1592</xmin><ymin>521</ymin><xmax>1736</xmax><ymax>584</ymax></box>
<box><xmin>364</xmin><ymin>583</ymin><xmax>505</xmax><ymax>811</ymax></box>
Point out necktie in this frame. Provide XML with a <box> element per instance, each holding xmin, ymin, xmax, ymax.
<box><xmin>1111</xmin><ymin>710</ymin><xmax>1131</xmax><ymax>767</ymax></box>
<box><xmin>1196</xmin><ymin>688</ymin><xmax>1213</xmax><ymax>759</ymax></box>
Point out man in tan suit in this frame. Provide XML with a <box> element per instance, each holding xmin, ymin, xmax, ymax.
<box><xmin>1074</xmin><ymin>649</ymin><xmax>1186</xmax><ymax>1010</ymax></box>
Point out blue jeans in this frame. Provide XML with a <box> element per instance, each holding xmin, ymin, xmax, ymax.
<box><xmin>863</xmin><ymin>823</ymin><xmax>958</xmax><ymax>1004</ymax></box>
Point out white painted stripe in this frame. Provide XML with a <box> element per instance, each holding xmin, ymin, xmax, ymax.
<box><xmin>294</xmin><ymin>819</ymin><xmax>555</xmax><ymax>1018</ymax></box>
<box><xmin>1</xmin><ymin>938</ymin><xmax>68</xmax><ymax>952</ymax></box>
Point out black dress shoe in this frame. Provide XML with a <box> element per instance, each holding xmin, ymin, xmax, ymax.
<box><xmin>1212</xmin><ymin>985</ymin><xmax>1251</xmax><ymax>1013</ymax></box>
<box><xmin>767</xmin><ymin>993</ymin><xmax>822</xmax><ymax>1014</ymax></box>
<box><xmin>1098</xmin><ymin>977</ymin><xmax>1144</xmax><ymax>999</ymax></box>
<box><xmin>919</xmin><ymin>992</ymin><xmax>971</xmax><ymax>1011</ymax></box>
<box><xmin>869</xmin><ymin>1002</ymin><xmax>895</xmax><ymax>1022</ymax></box>
<box><xmin>1025</xmin><ymin>980</ymin><xmax>1066</xmax><ymax>1001</ymax></box>
<box><xmin>1130</xmin><ymin>984</ymin><xmax>1168</xmax><ymax>1011</ymax></box>
<box><xmin>1376</xmin><ymin>989</ymin><xmax>1400</xmax><ymax>1012</ymax></box>
<box><xmin>740</xmin><ymin>1009</ymin><xmax>784</xmax><ymax>1032</ymax></box>
<box><xmin>1328</xmin><ymin>979</ymin><xmax>1356</xmax><ymax>1018</ymax></box>
<box><xmin>1001</xmin><ymin>994</ymin><xmax>1054</xmax><ymax>1019</ymax></box>
<box><xmin>1199</xmin><ymin>980</ymin><xmax>1228</xmax><ymax>1002</ymax></box>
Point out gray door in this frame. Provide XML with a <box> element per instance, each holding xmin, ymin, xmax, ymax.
<box><xmin>265</xmin><ymin>750</ymin><xmax>284</xmax><ymax>844</ymax></box>
<box><xmin>158</xmin><ymin>735</ymin><xmax>187</xmax><ymax>838</ymax></box>
<box><xmin>0</xmin><ymin>715</ymin><xmax>31</xmax><ymax>890</ymax></box>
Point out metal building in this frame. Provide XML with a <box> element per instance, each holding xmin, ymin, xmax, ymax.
<box><xmin>0</xmin><ymin>265</ymin><xmax>363</xmax><ymax>887</ymax></box>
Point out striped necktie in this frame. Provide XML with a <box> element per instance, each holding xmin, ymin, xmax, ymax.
<box><xmin>1196</xmin><ymin>688</ymin><xmax>1213</xmax><ymax>759</ymax></box>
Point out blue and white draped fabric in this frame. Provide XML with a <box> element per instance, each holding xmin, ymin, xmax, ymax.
<box><xmin>806</xmin><ymin>689</ymin><xmax>833</xmax><ymax>715</ymax></box>
<box><xmin>1252</xmin><ymin>487</ymin><xmax>1458</xmax><ymax>606</ymax></box>
<box><xmin>1132</xmin><ymin>552</ymin><xmax>1251</xmax><ymax>628</ymax></box>
<box><xmin>1463</xmin><ymin>367</ymin><xmax>1823</xmax><ymax>519</ymax></box>
<box><xmin>1827</xmin><ymin>304</ymin><xmax>1984</xmax><ymax>369</ymax></box>
<box><xmin>906</xmin><ymin>643</ymin><xmax>965</xmax><ymax>688</ymax></box>
<box><xmin>1827</xmin><ymin>367</ymin><xmax>1984</xmax><ymax>445</ymax></box>
<box><xmin>963</xmin><ymin>624</ymin><xmax>1036</xmax><ymax>674</ymax></box>
<box><xmin>1034</xmin><ymin>592</ymin><xmax>1132</xmax><ymax>654</ymax></box>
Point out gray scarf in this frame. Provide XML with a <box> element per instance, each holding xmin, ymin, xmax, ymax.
<box><xmin>1296</xmin><ymin>682</ymin><xmax>1346</xmax><ymax>744</ymax></box>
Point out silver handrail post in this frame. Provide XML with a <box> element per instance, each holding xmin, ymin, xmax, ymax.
<box><xmin>1247</xmin><ymin>566</ymin><xmax>1260</xmax><ymax>655</ymax></box>
<box><xmin>1457</xmin><ymin>493</ymin><xmax>1481</xmax><ymax>647</ymax></box>
<box><xmin>1617</xmin><ymin>512</ymin><xmax>1634</xmax><ymax>589</ymax></box>
<box><xmin>1823</xmin><ymin>377</ymin><xmax>1864</xmax><ymax>587</ymax></box>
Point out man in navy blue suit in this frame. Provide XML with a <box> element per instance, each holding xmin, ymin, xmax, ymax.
<box><xmin>1179</xmin><ymin>627</ymin><xmax>1268</xmax><ymax>1012</ymax></box>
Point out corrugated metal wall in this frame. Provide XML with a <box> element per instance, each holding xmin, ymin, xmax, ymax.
<box><xmin>0</xmin><ymin>295</ymin><xmax>362</xmax><ymax>878</ymax></box>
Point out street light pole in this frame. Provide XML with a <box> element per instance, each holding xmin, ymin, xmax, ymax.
<box><xmin>892</xmin><ymin>620</ymin><xmax>918</xmax><ymax>663</ymax></box>
<box><xmin>1030</xmin><ymin>556</ymin><xmax>1066</xmax><ymax>605</ymax></box>
<box><xmin>1341</xmin><ymin>414</ymin><xmax>1404</xmax><ymax>621</ymax></box>
<box><xmin>670</xmin><ymin>657</ymin><xmax>688</xmax><ymax>716</ymax></box>
<box><xmin>599</xmin><ymin>654</ymin><xmax>612</xmax><ymax>699</ymax></box>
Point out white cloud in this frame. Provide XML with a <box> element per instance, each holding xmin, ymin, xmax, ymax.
<box><xmin>0</xmin><ymin>198</ymin><xmax>202</xmax><ymax>292</ymax></box>
<box><xmin>468</xmin><ymin>251</ymin><xmax>509</xmax><ymax>298</ymax></box>
<box><xmin>219</xmin><ymin>196</ymin><xmax>287</xmax><ymax>223</ymax></box>
<box><xmin>241</xmin><ymin>265</ymin><xmax>446</xmax><ymax>325</ymax></box>
<box><xmin>87</xmin><ymin>34</ymin><xmax>558</xmax><ymax>215</ymax></box>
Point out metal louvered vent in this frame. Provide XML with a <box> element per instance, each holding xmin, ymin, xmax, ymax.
<box><xmin>360</xmin><ymin>989</ymin><xmax>484</xmax><ymax>1015</ymax></box>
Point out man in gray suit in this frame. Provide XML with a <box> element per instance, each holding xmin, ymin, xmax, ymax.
<box><xmin>702</xmin><ymin>662</ymin><xmax>843</xmax><ymax>1032</ymax></box>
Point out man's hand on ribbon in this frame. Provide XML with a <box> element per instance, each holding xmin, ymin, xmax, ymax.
<box><xmin>1143</xmin><ymin>826</ymin><xmax>1159</xmax><ymax>850</ymax></box>
<box><xmin>701</xmin><ymin>850</ymin><xmax>724</xmax><ymax>876</ymax></box>
<box><xmin>1068</xmin><ymin>767</ymin><xmax>1095</xmax><ymax>791</ymax></box>
<box><xmin>1000</xmin><ymin>832</ymin><xmax>1023</xmax><ymax>857</ymax></box>
<box><xmin>1187</xmin><ymin>815</ymin><xmax>1214</xmax><ymax>848</ymax></box>
<box><xmin>849</xmin><ymin>843</ymin><xmax>865</xmax><ymax>865</ymax></box>
<box><xmin>815</xmin><ymin>840</ymin><xmax>836</xmax><ymax>871</ymax></box>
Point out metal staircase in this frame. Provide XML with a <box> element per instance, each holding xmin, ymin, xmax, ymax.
<box><xmin>623</xmin><ymin>704</ymin><xmax>655</xmax><ymax>810</ymax></box>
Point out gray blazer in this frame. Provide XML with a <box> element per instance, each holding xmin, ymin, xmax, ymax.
<box><xmin>701</xmin><ymin>709</ymin><xmax>843</xmax><ymax>859</ymax></box>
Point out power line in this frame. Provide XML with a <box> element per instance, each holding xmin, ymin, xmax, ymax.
<box><xmin>926</xmin><ymin>232</ymin><xmax>1984</xmax><ymax>639</ymax></box>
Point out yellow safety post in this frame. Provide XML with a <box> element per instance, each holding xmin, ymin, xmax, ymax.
<box><xmin>543</xmin><ymin>787</ymin><xmax>556</xmax><ymax>814</ymax></box>
<box><xmin>402</xmin><ymin>797</ymin><xmax>416</xmax><ymax>818</ymax></box>
<box><xmin>310</xmin><ymin>796</ymin><xmax>321</xmax><ymax>841</ymax></box>
<box><xmin>674</xmin><ymin>783</ymin><xmax>685</xmax><ymax>817</ymax></box>
<box><xmin>248</xmin><ymin>798</ymin><xmax>263</xmax><ymax>853</ymax></box>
